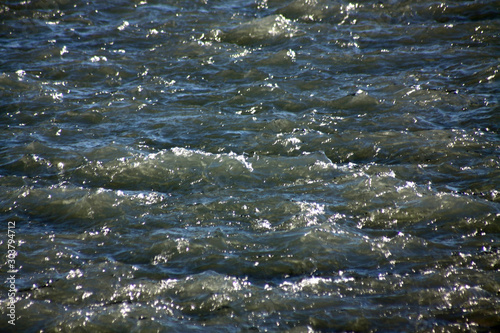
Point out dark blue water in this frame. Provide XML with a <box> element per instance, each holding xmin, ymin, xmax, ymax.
<box><xmin>1</xmin><ymin>0</ymin><xmax>499</xmax><ymax>332</ymax></box>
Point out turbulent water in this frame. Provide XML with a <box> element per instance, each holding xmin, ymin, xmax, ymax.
<box><xmin>1</xmin><ymin>0</ymin><xmax>499</xmax><ymax>332</ymax></box>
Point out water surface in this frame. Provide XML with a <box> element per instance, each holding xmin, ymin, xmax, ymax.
<box><xmin>1</xmin><ymin>0</ymin><xmax>499</xmax><ymax>332</ymax></box>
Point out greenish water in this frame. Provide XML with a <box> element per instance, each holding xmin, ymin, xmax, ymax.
<box><xmin>1</xmin><ymin>0</ymin><xmax>499</xmax><ymax>332</ymax></box>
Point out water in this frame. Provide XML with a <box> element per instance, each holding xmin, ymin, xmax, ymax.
<box><xmin>1</xmin><ymin>0</ymin><xmax>499</xmax><ymax>332</ymax></box>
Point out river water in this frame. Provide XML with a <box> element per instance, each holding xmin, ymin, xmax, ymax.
<box><xmin>1</xmin><ymin>0</ymin><xmax>499</xmax><ymax>332</ymax></box>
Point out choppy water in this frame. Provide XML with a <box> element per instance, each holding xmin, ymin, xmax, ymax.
<box><xmin>1</xmin><ymin>0</ymin><xmax>499</xmax><ymax>332</ymax></box>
